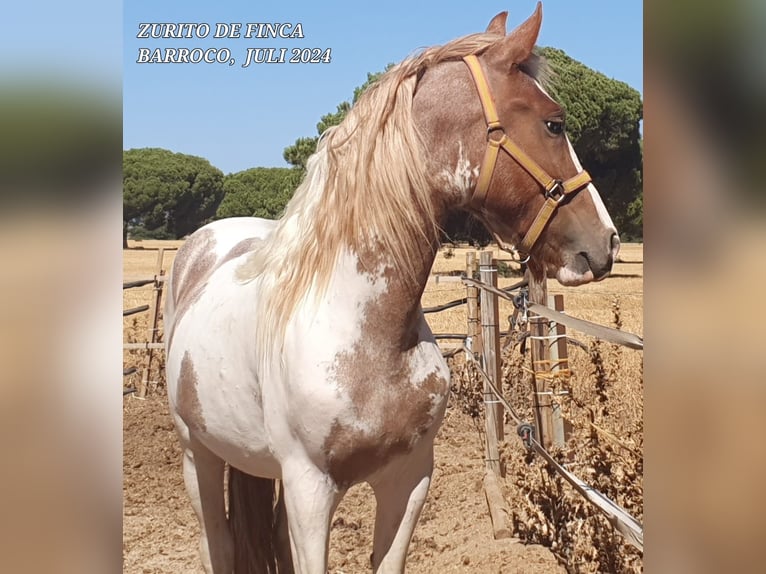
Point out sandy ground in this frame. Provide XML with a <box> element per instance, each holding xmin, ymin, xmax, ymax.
<box><xmin>123</xmin><ymin>393</ymin><xmax>565</xmax><ymax>573</ymax></box>
<box><xmin>123</xmin><ymin>241</ymin><xmax>642</xmax><ymax>573</ymax></box>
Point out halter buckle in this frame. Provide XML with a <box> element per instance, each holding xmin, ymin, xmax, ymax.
<box><xmin>545</xmin><ymin>180</ymin><xmax>566</xmax><ymax>203</ymax></box>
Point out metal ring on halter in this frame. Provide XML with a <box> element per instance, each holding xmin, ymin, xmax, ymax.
<box><xmin>487</xmin><ymin>124</ymin><xmax>505</xmax><ymax>141</ymax></box>
<box><xmin>544</xmin><ymin>180</ymin><xmax>566</xmax><ymax>203</ymax></box>
<box><xmin>489</xmin><ymin>231</ymin><xmax>531</xmax><ymax>264</ymax></box>
<box><xmin>506</xmin><ymin>247</ymin><xmax>530</xmax><ymax>265</ymax></box>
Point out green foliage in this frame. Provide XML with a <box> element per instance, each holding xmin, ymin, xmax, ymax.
<box><xmin>282</xmin><ymin>102</ymin><xmax>352</xmax><ymax>170</ymax></box>
<box><xmin>539</xmin><ymin>47</ymin><xmax>643</xmax><ymax>239</ymax></box>
<box><xmin>127</xmin><ymin>225</ymin><xmax>175</xmax><ymax>240</ymax></box>
<box><xmin>496</xmin><ymin>260</ymin><xmax>522</xmax><ymax>278</ymax></box>
<box><xmin>626</xmin><ymin>190</ymin><xmax>643</xmax><ymax>232</ymax></box>
<box><xmin>282</xmin><ymin>136</ymin><xmax>318</xmax><ymax>171</ymax></box>
<box><xmin>123</xmin><ymin>148</ymin><xmax>224</xmax><ymax>239</ymax></box>
<box><xmin>216</xmin><ymin>167</ymin><xmax>304</xmax><ymax>219</ymax></box>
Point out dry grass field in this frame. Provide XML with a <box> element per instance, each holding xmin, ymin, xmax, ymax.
<box><xmin>123</xmin><ymin>239</ymin><xmax>643</xmax><ymax>573</ymax></box>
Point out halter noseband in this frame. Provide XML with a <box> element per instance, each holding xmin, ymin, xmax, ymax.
<box><xmin>462</xmin><ymin>54</ymin><xmax>592</xmax><ymax>258</ymax></box>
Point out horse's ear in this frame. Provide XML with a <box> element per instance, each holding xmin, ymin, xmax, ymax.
<box><xmin>485</xmin><ymin>11</ymin><xmax>508</xmax><ymax>35</ymax></box>
<box><xmin>486</xmin><ymin>2</ymin><xmax>542</xmax><ymax>65</ymax></box>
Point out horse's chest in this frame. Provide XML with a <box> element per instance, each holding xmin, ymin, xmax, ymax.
<box><xmin>320</xmin><ymin>344</ymin><xmax>450</xmax><ymax>487</ymax></box>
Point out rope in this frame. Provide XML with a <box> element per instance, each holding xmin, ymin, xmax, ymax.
<box><xmin>422</xmin><ymin>297</ymin><xmax>467</xmax><ymax>314</ymax></box>
<box><xmin>123</xmin><ymin>304</ymin><xmax>150</xmax><ymax>317</ymax></box>
<box><xmin>462</xmin><ymin>343</ymin><xmax>526</xmax><ymax>427</ymax></box>
<box><xmin>442</xmin><ymin>348</ymin><xmax>463</xmax><ymax>358</ymax></box>
<box><xmin>123</xmin><ymin>278</ymin><xmax>156</xmax><ymax>290</ymax></box>
<box><xmin>527</xmin><ymin>334</ymin><xmax>568</xmax><ymax>341</ymax></box>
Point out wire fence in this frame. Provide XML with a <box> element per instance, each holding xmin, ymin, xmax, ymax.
<box><xmin>122</xmin><ymin>246</ymin><xmax>644</xmax><ymax>551</ymax></box>
<box><xmin>424</xmin><ymin>251</ymin><xmax>644</xmax><ymax>551</ymax></box>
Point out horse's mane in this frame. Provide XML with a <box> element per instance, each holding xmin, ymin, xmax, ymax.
<box><xmin>235</xmin><ymin>31</ymin><xmax>549</xmax><ymax>365</ymax></box>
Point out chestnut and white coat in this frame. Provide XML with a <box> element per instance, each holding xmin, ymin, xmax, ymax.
<box><xmin>165</xmin><ymin>4</ymin><xmax>617</xmax><ymax>573</ymax></box>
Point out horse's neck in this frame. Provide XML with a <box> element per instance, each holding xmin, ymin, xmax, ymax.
<box><xmin>345</xmin><ymin>237</ymin><xmax>438</xmax><ymax>352</ymax></box>
<box><xmin>348</xmin><ymin>193</ymin><xmax>446</xmax><ymax>347</ymax></box>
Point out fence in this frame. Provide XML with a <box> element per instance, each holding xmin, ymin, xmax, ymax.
<box><xmin>123</xmin><ymin>248</ymin><xmax>176</xmax><ymax>397</ymax></box>
<box><xmin>122</xmin><ymin>246</ymin><xmax>644</xmax><ymax>550</ymax></box>
<box><xmin>424</xmin><ymin>250</ymin><xmax>644</xmax><ymax>551</ymax></box>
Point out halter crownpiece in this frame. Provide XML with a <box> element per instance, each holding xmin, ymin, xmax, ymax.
<box><xmin>462</xmin><ymin>54</ymin><xmax>592</xmax><ymax>257</ymax></box>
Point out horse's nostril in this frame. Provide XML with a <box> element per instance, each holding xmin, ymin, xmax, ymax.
<box><xmin>610</xmin><ymin>232</ymin><xmax>621</xmax><ymax>258</ymax></box>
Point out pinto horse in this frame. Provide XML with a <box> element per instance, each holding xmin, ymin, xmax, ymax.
<box><xmin>164</xmin><ymin>4</ymin><xmax>619</xmax><ymax>573</ymax></box>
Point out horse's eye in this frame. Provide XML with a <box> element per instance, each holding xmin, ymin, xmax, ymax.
<box><xmin>545</xmin><ymin>120</ymin><xmax>564</xmax><ymax>135</ymax></box>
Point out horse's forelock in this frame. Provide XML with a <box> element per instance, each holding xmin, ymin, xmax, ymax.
<box><xmin>518</xmin><ymin>51</ymin><xmax>553</xmax><ymax>92</ymax></box>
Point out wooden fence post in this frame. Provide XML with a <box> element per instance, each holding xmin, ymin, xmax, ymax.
<box><xmin>548</xmin><ymin>293</ymin><xmax>569</xmax><ymax>448</ymax></box>
<box><xmin>138</xmin><ymin>248</ymin><xmax>166</xmax><ymax>398</ymax></box>
<box><xmin>466</xmin><ymin>252</ymin><xmax>481</xmax><ymax>358</ymax></box>
<box><xmin>478</xmin><ymin>251</ymin><xmax>511</xmax><ymax>539</ymax></box>
<box><xmin>527</xmin><ymin>271</ymin><xmax>555</xmax><ymax>449</ymax></box>
<box><xmin>479</xmin><ymin>251</ymin><xmax>504</xmax><ymax>462</ymax></box>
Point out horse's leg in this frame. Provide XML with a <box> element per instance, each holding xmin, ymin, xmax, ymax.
<box><xmin>280</xmin><ymin>460</ymin><xmax>343</xmax><ymax>574</ymax></box>
<box><xmin>275</xmin><ymin>480</ymin><xmax>295</xmax><ymax>573</ymax></box>
<box><xmin>369</xmin><ymin>443</ymin><xmax>435</xmax><ymax>574</ymax></box>
<box><xmin>182</xmin><ymin>436</ymin><xmax>233</xmax><ymax>574</ymax></box>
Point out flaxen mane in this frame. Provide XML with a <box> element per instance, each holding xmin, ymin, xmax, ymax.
<box><xmin>235</xmin><ymin>32</ymin><xmax>549</xmax><ymax>369</ymax></box>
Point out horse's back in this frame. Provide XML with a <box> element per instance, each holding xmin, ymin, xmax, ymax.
<box><xmin>166</xmin><ymin>217</ymin><xmax>275</xmax><ymax>327</ymax></box>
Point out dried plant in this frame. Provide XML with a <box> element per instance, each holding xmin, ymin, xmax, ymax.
<box><xmin>496</xmin><ymin>319</ymin><xmax>643</xmax><ymax>573</ymax></box>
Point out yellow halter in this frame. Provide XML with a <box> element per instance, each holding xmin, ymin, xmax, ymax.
<box><xmin>463</xmin><ymin>54</ymin><xmax>592</xmax><ymax>257</ymax></box>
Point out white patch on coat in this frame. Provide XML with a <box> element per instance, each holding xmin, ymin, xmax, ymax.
<box><xmin>565</xmin><ymin>138</ymin><xmax>616</xmax><ymax>231</ymax></box>
<box><xmin>280</xmin><ymin>248</ymin><xmax>392</xmax><ymax>447</ymax></box>
<box><xmin>205</xmin><ymin>217</ymin><xmax>277</xmax><ymax>260</ymax></box>
<box><xmin>440</xmin><ymin>141</ymin><xmax>477</xmax><ymax>200</ymax></box>
<box><xmin>532</xmin><ymin>78</ymin><xmax>616</xmax><ymax>234</ymax></box>
<box><xmin>409</xmin><ymin>317</ymin><xmax>450</xmax><ymax>427</ymax></box>
<box><xmin>409</xmin><ymin>316</ymin><xmax>450</xmax><ymax>385</ymax></box>
<box><xmin>166</xmin><ymin>257</ymin><xmax>282</xmax><ymax>477</ymax></box>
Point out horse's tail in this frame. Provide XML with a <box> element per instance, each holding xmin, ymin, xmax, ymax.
<box><xmin>228</xmin><ymin>466</ymin><xmax>293</xmax><ymax>574</ymax></box>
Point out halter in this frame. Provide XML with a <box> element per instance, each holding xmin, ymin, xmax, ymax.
<box><xmin>463</xmin><ymin>54</ymin><xmax>592</xmax><ymax>258</ymax></box>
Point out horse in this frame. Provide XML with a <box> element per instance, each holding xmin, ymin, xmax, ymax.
<box><xmin>164</xmin><ymin>4</ymin><xmax>619</xmax><ymax>573</ymax></box>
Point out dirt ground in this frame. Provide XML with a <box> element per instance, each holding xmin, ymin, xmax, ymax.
<box><xmin>123</xmin><ymin>393</ymin><xmax>565</xmax><ymax>574</ymax></box>
<box><xmin>123</xmin><ymin>242</ymin><xmax>642</xmax><ymax>573</ymax></box>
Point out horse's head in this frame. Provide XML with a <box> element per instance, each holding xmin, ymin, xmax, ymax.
<box><xmin>413</xmin><ymin>2</ymin><xmax>619</xmax><ymax>285</ymax></box>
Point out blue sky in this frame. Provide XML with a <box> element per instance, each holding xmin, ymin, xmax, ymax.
<box><xmin>123</xmin><ymin>1</ymin><xmax>642</xmax><ymax>174</ymax></box>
